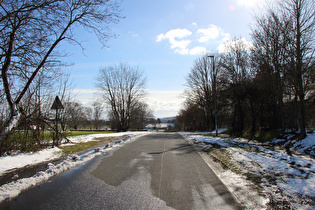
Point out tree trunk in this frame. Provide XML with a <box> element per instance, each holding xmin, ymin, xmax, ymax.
<box><xmin>0</xmin><ymin>104</ymin><xmax>21</xmax><ymax>143</ymax></box>
<box><xmin>295</xmin><ymin>0</ymin><xmax>307</xmax><ymax>138</ymax></box>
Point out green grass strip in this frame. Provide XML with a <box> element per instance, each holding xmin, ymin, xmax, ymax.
<box><xmin>60</xmin><ymin>136</ymin><xmax>114</xmax><ymax>156</ymax></box>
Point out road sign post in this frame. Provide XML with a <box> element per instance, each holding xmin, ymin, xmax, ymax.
<box><xmin>208</xmin><ymin>55</ymin><xmax>219</xmax><ymax>137</ymax></box>
<box><xmin>51</xmin><ymin>96</ymin><xmax>64</xmax><ymax>147</ymax></box>
<box><xmin>212</xmin><ymin>109</ymin><xmax>220</xmax><ymax>136</ymax></box>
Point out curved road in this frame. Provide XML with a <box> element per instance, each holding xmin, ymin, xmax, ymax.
<box><xmin>1</xmin><ymin>133</ymin><xmax>242</xmax><ymax>210</ymax></box>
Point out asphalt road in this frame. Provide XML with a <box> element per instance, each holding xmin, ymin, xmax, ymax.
<box><xmin>1</xmin><ymin>133</ymin><xmax>242</xmax><ymax>210</ymax></box>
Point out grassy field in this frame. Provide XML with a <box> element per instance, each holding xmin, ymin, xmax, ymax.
<box><xmin>60</xmin><ymin>135</ymin><xmax>115</xmax><ymax>156</ymax></box>
<box><xmin>64</xmin><ymin>130</ymin><xmax>114</xmax><ymax>137</ymax></box>
<box><xmin>59</xmin><ymin>130</ymin><xmax>116</xmax><ymax>156</ymax></box>
<box><xmin>38</xmin><ymin>130</ymin><xmax>114</xmax><ymax>141</ymax></box>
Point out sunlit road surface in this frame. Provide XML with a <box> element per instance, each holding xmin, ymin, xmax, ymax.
<box><xmin>1</xmin><ymin>133</ymin><xmax>242</xmax><ymax>210</ymax></box>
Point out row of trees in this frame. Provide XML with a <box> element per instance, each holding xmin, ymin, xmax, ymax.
<box><xmin>0</xmin><ymin>1</ymin><xmax>154</xmax><ymax>154</ymax></box>
<box><xmin>60</xmin><ymin>101</ymin><xmax>107</xmax><ymax>131</ymax></box>
<box><xmin>0</xmin><ymin>69</ymin><xmax>110</xmax><ymax>153</ymax></box>
<box><xmin>177</xmin><ymin>0</ymin><xmax>315</xmax><ymax>139</ymax></box>
<box><xmin>0</xmin><ymin>0</ymin><xmax>123</xmax><ymax>154</ymax></box>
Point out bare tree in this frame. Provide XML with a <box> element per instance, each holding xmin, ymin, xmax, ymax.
<box><xmin>176</xmin><ymin>104</ymin><xmax>207</xmax><ymax>131</ymax></box>
<box><xmin>281</xmin><ymin>0</ymin><xmax>315</xmax><ymax>138</ymax></box>
<box><xmin>251</xmin><ymin>9</ymin><xmax>293</xmax><ymax>131</ymax></box>
<box><xmin>92</xmin><ymin>101</ymin><xmax>104</xmax><ymax>130</ymax></box>
<box><xmin>0</xmin><ymin>0</ymin><xmax>122</xmax><ymax>142</ymax></box>
<box><xmin>96</xmin><ymin>63</ymin><xmax>147</xmax><ymax>132</ymax></box>
<box><xmin>218</xmin><ymin>38</ymin><xmax>253</xmax><ymax>135</ymax></box>
<box><xmin>251</xmin><ymin>0</ymin><xmax>315</xmax><ymax>138</ymax></box>
<box><xmin>84</xmin><ymin>106</ymin><xmax>93</xmax><ymax>130</ymax></box>
<box><xmin>185</xmin><ymin>54</ymin><xmax>219</xmax><ymax>130</ymax></box>
<box><xmin>130</xmin><ymin>101</ymin><xmax>154</xmax><ymax>130</ymax></box>
<box><xmin>62</xmin><ymin>101</ymin><xmax>86</xmax><ymax>130</ymax></box>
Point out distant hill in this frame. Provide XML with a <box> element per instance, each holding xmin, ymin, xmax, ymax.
<box><xmin>159</xmin><ymin>116</ymin><xmax>176</xmax><ymax>123</ymax></box>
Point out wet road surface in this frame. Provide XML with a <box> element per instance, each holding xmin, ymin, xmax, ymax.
<box><xmin>1</xmin><ymin>133</ymin><xmax>242</xmax><ymax>210</ymax></box>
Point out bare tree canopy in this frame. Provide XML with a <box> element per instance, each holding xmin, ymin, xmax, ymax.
<box><xmin>0</xmin><ymin>0</ymin><xmax>123</xmax><ymax>141</ymax></box>
<box><xmin>251</xmin><ymin>0</ymin><xmax>315</xmax><ymax>138</ymax></box>
<box><xmin>179</xmin><ymin>0</ymin><xmax>315</xmax><ymax>141</ymax></box>
<box><xmin>282</xmin><ymin>0</ymin><xmax>315</xmax><ymax>138</ymax></box>
<box><xmin>185</xmin><ymin>54</ymin><xmax>218</xmax><ymax>130</ymax></box>
<box><xmin>96</xmin><ymin>63</ymin><xmax>148</xmax><ymax>132</ymax></box>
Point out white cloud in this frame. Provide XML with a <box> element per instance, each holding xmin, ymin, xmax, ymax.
<box><xmin>68</xmin><ymin>89</ymin><xmax>102</xmax><ymax>94</ymax></box>
<box><xmin>171</xmin><ymin>39</ymin><xmax>191</xmax><ymax>50</ymax></box>
<box><xmin>222</xmin><ymin>32</ymin><xmax>231</xmax><ymax>42</ymax></box>
<box><xmin>175</xmin><ymin>48</ymin><xmax>190</xmax><ymax>55</ymax></box>
<box><xmin>67</xmin><ymin>89</ymin><xmax>104</xmax><ymax>106</ymax></box>
<box><xmin>197</xmin><ymin>24</ymin><xmax>220</xmax><ymax>42</ymax></box>
<box><xmin>197</xmin><ymin>24</ymin><xmax>231</xmax><ymax>43</ymax></box>
<box><xmin>156</xmin><ymin>28</ymin><xmax>192</xmax><ymax>55</ymax></box>
<box><xmin>156</xmin><ymin>25</ymin><xmax>232</xmax><ymax>56</ymax></box>
<box><xmin>156</xmin><ymin>28</ymin><xmax>192</xmax><ymax>42</ymax></box>
<box><xmin>218</xmin><ymin>38</ymin><xmax>254</xmax><ymax>53</ymax></box>
<box><xmin>189</xmin><ymin>46</ymin><xmax>207</xmax><ymax>55</ymax></box>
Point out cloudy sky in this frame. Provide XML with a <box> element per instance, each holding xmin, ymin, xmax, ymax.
<box><xmin>61</xmin><ymin>0</ymin><xmax>264</xmax><ymax>118</ymax></box>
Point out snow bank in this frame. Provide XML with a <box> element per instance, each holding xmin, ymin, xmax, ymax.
<box><xmin>180</xmin><ymin>132</ymin><xmax>315</xmax><ymax>209</ymax></box>
<box><xmin>0</xmin><ymin>132</ymin><xmax>148</xmax><ymax>202</ymax></box>
<box><xmin>66</xmin><ymin>132</ymin><xmax>137</xmax><ymax>144</ymax></box>
<box><xmin>291</xmin><ymin>133</ymin><xmax>315</xmax><ymax>156</ymax></box>
<box><xmin>0</xmin><ymin>147</ymin><xmax>61</xmax><ymax>175</ymax></box>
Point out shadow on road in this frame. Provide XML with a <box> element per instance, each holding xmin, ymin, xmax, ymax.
<box><xmin>148</xmin><ymin>143</ymin><xmax>193</xmax><ymax>155</ymax></box>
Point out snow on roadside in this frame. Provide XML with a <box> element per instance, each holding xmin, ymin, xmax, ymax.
<box><xmin>0</xmin><ymin>132</ymin><xmax>148</xmax><ymax>202</ymax></box>
<box><xmin>0</xmin><ymin>147</ymin><xmax>61</xmax><ymax>176</ymax></box>
<box><xmin>0</xmin><ymin>132</ymin><xmax>140</xmax><ymax>176</ymax></box>
<box><xmin>66</xmin><ymin>132</ymin><xmax>137</xmax><ymax>144</ymax></box>
<box><xmin>180</xmin><ymin>132</ymin><xmax>315</xmax><ymax>209</ymax></box>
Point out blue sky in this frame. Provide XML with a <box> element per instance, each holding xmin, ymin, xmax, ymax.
<box><xmin>61</xmin><ymin>0</ymin><xmax>264</xmax><ymax>118</ymax></box>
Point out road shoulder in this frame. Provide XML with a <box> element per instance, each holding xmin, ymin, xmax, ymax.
<box><xmin>183</xmin><ymin>135</ymin><xmax>267</xmax><ymax>209</ymax></box>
